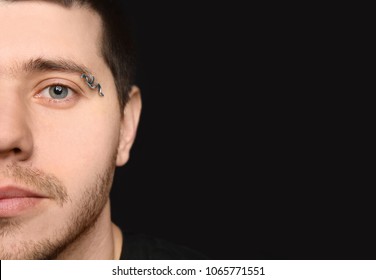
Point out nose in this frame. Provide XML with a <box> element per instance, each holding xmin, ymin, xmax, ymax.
<box><xmin>0</xmin><ymin>92</ymin><xmax>34</xmax><ymax>162</ymax></box>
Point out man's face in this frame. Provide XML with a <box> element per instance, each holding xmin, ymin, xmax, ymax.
<box><xmin>0</xmin><ymin>2</ymin><xmax>131</xmax><ymax>259</ymax></box>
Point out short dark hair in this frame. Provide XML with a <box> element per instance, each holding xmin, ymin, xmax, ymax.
<box><xmin>3</xmin><ymin>0</ymin><xmax>135</xmax><ymax>112</ymax></box>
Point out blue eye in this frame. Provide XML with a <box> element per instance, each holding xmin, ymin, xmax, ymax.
<box><xmin>48</xmin><ymin>85</ymin><xmax>69</xmax><ymax>99</ymax></box>
<box><xmin>34</xmin><ymin>81</ymin><xmax>80</xmax><ymax>106</ymax></box>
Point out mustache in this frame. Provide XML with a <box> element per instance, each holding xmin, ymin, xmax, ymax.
<box><xmin>0</xmin><ymin>163</ymin><xmax>69</xmax><ymax>206</ymax></box>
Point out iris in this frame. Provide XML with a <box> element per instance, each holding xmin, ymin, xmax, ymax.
<box><xmin>49</xmin><ymin>85</ymin><xmax>68</xmax><ymax>99</ymax></box>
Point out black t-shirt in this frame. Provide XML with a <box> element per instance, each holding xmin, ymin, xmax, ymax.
<box><xmin>120</xmin><ymin>233</ymin><xmax>208</xmax><ymax>260</ymax></box>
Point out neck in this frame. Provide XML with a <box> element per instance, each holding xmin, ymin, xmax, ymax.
<box><xmin>55</xmin><ymin>201</ymin><xmax>123</xmax><ymax>259</ymax></box>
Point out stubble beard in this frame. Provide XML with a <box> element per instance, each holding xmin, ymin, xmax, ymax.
<box><xmin>0</xmin><ymin>152</ymin><xmax>117</xmax><ymax>260</ymax></box>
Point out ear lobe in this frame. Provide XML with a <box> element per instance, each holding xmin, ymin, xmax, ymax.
<box><xmin>116</xmin><ymin>86</ymin><xmax>142</xmax><ymax>166</ymax></box>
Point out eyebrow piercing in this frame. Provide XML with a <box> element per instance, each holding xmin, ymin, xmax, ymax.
<box><xmin>81</xmin><ymin>73</ymin><xmax>104</xmax><ymax>97</ymax></box>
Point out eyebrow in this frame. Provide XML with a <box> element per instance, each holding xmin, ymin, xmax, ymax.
<box><xmin>20</xmin><ymin>57</ymin><xmax>92</xmax><ymax>75</ymax></box>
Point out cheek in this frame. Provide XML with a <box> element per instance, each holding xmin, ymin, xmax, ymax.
<box><xmin>31</xmin><ymin>108</ymin><xmax>121</xmax><ymax>196</ymax></box>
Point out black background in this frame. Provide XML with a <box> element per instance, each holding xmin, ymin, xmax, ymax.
<box><xmin>110</xmin><ymin>2</ymin><xmax>374</xmax><ymax>259</ymax></box>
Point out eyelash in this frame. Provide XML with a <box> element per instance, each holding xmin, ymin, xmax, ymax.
<box><xmin>34</xmin><ymin>82</ymin><xmax>80</xmax><ymax>106</ymax></box>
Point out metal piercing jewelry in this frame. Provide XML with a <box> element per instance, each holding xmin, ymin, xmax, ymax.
<box><xmin>81</xmin><ymin>73</ymin><xmax>104</xmax><ymax>97</ymax></box>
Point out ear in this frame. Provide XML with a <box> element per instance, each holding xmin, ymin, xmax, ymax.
<box><xmin>116</xmin><ymin>86</ymin><xmax>142</xmax><ymax>166</ymax></box>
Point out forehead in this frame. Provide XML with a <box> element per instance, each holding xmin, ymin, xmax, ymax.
<box><xmin>0</xmin><ymin>1</ymin><xmax>104</xmax><ymax>76</ymax></box>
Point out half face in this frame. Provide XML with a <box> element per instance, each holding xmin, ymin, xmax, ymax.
<box><xmin>0</xmin><ymin>1</ymin><xmax>127</xmax><ymax>259</ymax></box>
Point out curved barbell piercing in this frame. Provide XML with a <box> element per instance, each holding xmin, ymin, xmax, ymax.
<box><xmin>81</xmin><ymin>73</ymin><xmax>105</xmax><ymax>97</ymax></box>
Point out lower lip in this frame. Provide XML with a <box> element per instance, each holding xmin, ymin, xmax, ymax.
<box><xmin>0</xmin><ymin>197</ymin><xmax>44</xmax><ymax>217</ymax></box>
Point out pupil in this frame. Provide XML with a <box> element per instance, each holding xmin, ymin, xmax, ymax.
<box><xmin>54</xmin><ymin>86</ymin><xmax>63</xmax><ymax>95</ymax></box>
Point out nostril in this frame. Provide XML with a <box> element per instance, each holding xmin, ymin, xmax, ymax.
<box><xmin>14</xmin><ymin>148</ymin><xmax>22</xmax><ymax>154</ymax></box>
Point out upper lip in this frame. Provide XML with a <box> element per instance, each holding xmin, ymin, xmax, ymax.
<box><xmin>0</xmin><ymin>186</ymin><xmax>47</xmax><ymax>199</ymax></box>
